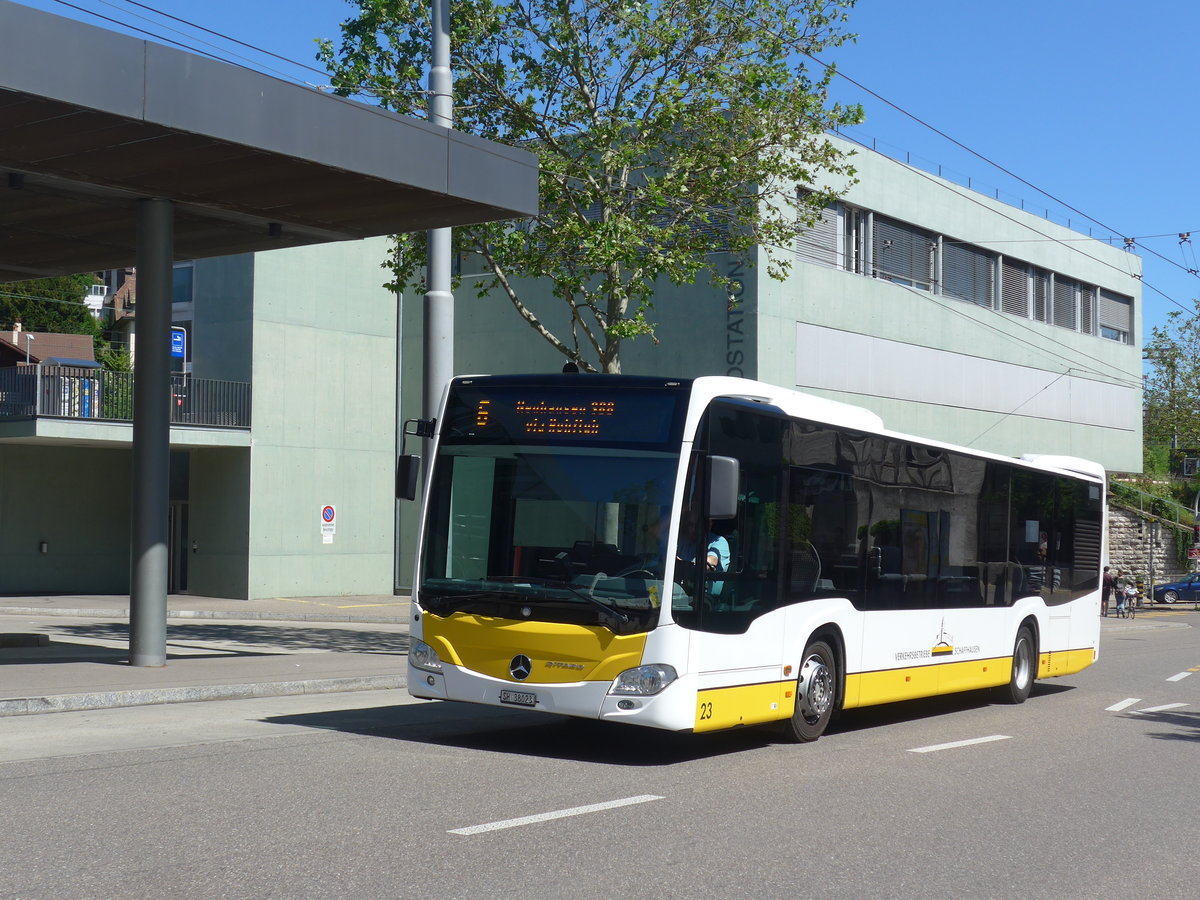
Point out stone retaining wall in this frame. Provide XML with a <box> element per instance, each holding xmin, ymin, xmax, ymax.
<box><xmin>1107</xmin><ymin>504</ymin><xmax>1190</xmax><ymax>582</ymax></box>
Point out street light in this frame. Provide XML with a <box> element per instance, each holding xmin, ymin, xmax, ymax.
<box><xmin>24</xmin><ymin>332</ymin><xmax>33</xmax><ymax>364</ymax></box>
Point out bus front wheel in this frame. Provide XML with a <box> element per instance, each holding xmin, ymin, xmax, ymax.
<box><xmin>786</xmin><ymin>639</ymin><xmax>837</xmax><ymax>742</ymax></box>
<box><xmin>995</xmin><ymin>625</ymin><xmax>1036</xmax><ymax>705</ymax></box>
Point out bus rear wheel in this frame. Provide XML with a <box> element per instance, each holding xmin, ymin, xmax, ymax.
<box><xmin>995</xmin><ymin>625</ymin><xmax>1036</xmax><ymax>705</ymax></box>
<box><xmin>786</xmin><ymin>640</ymin><xmax>837</xmax><ymax>742</ymax></box>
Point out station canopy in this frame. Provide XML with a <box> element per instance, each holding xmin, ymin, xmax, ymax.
<box><xmin>0</xmin><ymin>0</ymin><xmax>538</xmax><ymax>282</ymax></box>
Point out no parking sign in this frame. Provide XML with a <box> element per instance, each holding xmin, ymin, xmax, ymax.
<box><xmin>321</xmin><ymin>505</ymin><xmax>336</xmax><ymax>544</ymax></box>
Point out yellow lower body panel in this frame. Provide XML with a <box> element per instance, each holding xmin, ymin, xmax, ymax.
<box><xmin>695</xmin><ymin>681</ymin><xmax>794</xmax><ymax>732</ymax></box>
<box><xmin>1039</xmin><ymin>647</ymin><xmax>1097</xmax><ymax>678</ymax></box>
<box><xmin>845</xmin><ymin>661</ymin><xmax>947</xmax><ymax>709</ymax></box>
<box><xmin>846</xmin><ymin>647</ymin><xmax>1097</xmax><ymax>710</ymax></box>
<box><xmin>421</xmin><ymin>613</ymin><xmax>647</xmax><ymax>683</ymax></box>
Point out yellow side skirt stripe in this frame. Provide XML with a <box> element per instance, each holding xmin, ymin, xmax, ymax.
<box><xmin>694</xmin><ymin>647</ymin><xmax>1097</xmax><ymax>728</ymax></box>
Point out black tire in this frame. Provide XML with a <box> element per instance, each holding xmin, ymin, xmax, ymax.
<box><xmin>785</xmin><ymin>639</ymin><xmax>838</xmax><ymax>742</ymax></box>
<box><xmin>995</xmin><ymin>625</ymin><xmax>1036</xmax><ymax>704</ymax></box>
<box><xmin>1164</xmin><ymin>590</ymin><xmax>1178</xmax><ymax>604</ymax></box>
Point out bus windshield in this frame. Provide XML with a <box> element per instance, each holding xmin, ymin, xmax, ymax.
<box><xmin>418</xmin><ymin>444</ymin><xmax>679</xmax><ymax>634</ymax></box>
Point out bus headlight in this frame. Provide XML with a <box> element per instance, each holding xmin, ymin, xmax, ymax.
<box><xmin>610</xmin><ymin>664</ymin><xmax>677</xmax><ymax>696</ymax></box>
<box><xmin>410</xmin><ymin>639</ymin><xmax>443</xmax><ymax>672</ymax></box>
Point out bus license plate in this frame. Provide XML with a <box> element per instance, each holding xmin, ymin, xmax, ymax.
<box><xmin>499</xmin><ymin>689</ymin><xmax>537</xmax><ymax>707</ymax></box>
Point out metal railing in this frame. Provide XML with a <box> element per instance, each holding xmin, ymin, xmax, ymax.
<box><xmin>1109</xmin><ymin>480</ymin><xmax>1195</xmax><ymax>529</ymax></box>
<box><xmin>0</xmin><ymin>365</ymin><xmax>250</xmax><ymax>428</ymax></box>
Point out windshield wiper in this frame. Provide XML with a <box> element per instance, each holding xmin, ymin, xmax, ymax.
<box><xmin>420</xmin><ymin>581</ymin><xmax>630</xmax><ymax>625</ymax></box>
<box><xmin>487</xmin><ymin>576</ymin><xmax>631</xmax><ymax>624</ymax></box>
<box><xmin>418</xmin><ymin>587</ymin><xmax>530</xmax><ymax>615</ymax></box>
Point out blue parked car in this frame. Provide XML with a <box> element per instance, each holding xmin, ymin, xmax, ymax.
<box><xmin>1152</xmin><ymin>573</ymin><xmax>1200</xmax><ymax>604</ymax></box>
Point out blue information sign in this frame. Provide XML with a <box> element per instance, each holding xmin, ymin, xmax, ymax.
<box><xmin>170</xmin><ymin>327</ymin><xmax>187</xmax><ymax>359</ymax></box>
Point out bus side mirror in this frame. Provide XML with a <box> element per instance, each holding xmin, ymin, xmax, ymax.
<box><xmin>707</xmin><ymin>455</ymin><xmax>739</xmax><ymax>520</ymax></box>
<box><xmin>396</xmin><ymin>454</ymin><xmax>421</xmax><ymax>501</ymax></box>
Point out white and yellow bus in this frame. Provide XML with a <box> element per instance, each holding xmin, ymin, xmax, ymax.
<box><xmin>407</xmin><ymin>374</ymin><xmax>1103</xmax><ymax>741</ymax></box>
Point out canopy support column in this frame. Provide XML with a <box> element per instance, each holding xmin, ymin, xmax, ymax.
<box><xmin>129</xmin><ymin>197</ymin><xmax>174</xmax><ymax>667</ymax></box>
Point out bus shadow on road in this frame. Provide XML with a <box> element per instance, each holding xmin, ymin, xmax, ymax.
<box><xmin>827</xmin><ymin>682</ymin><xmax>1074</xmax><ymax>736</ymax></box>
<box><xmin>265</xmin><ymin>701</ymin><xmax>790</xmax><ymax>765</ymax></box>
<box><xmin>265</xmin><ymin>684</ymin><xmax>1078</xmax><ymax>763</ymax></box>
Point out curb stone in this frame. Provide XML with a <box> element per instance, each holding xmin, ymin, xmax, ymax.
<box><xmin>0</xmin><ymin>674</ymin><xmax>407</xmax><ymax>717</ymax></box>
<box><xmin>0</xmin><ymin>607</ymin><xmax>410</xmax><ymax>625</ymax></box>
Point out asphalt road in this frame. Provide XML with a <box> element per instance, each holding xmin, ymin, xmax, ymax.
<box><xmin>3</xmin><ymin>613</ymin><xmax>1199</xmax><ymax>899</ymax></box>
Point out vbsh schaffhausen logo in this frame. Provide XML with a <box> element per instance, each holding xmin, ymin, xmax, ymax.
<box><xmin>509</xmin><ymin>655</ymin><xmax>532</xmax><ymax>681</ymax></box>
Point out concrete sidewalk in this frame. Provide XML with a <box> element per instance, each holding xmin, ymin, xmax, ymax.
<box><xmin>0</xmin><ymin>593</ymin><xmax>412</xmax><ymax>717</ymax></box>
<box><xmin>0</xmin><ymin>593</ymin><xmax>1186</xmax><ymax>719</ymax></box>
<box><xmin>0</xmin><ymin>592</ymin><xmax>412</xmax><ymax>623</ymax></box>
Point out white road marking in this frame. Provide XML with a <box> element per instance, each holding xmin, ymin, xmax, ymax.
<box><xmin>1106</xmin><ymin>698</ymin><xmax>1141</xmax><ymax>712</ymax></box>
<box><xmin>1166</xmin><ymin>672</ymin><xmax>1193</xmax><ymax>682</ymax></box>
<box><xmin>449</xmin><ymin>794</ymin><xmax>664</xmax><ymax>835</ymax></box>
<box><xmin>1132</xmin><ymin>703</ymin><xmax>1188</xmax><ymax>714</ymax></box>
<box><xmin>908</xmin><ymin>735</ymin><xmax>1011</xmax><ymax>754</ymax></box>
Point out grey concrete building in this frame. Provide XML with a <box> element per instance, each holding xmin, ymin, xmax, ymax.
<box><xmin>2</xmin><ymin>1</ymin><xmax>1138</xmax><ymax>602</ymax></box>
<box><xmin>0</xmin><ymin>1</ymin><xmax>536</xmax><ymax>603</ymax></box>
<box><xmin>413</xmin><ymin>135</ymin><xmax>1142</xmax><ymax>475</ymax></box>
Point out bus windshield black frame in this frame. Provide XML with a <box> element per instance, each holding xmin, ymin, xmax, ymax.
<box><xmin>417</xmin><ymin>377</ymin><xmax>693</xmax><ymax>634</ymax></box>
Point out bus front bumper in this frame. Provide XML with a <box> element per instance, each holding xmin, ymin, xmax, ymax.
<box><xmin>408</xmin><ymin>660</ymin><xmax>695</xmax><ymax>731</ymax></box>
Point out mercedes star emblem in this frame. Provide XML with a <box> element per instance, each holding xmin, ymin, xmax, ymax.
<box><xmin>509</xmin><ymin>654</ymin><xmax>532</xmax><ymax>681</ymax></box>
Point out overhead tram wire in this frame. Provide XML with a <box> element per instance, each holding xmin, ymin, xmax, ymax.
<box><xmin>702</xmin><ymin>0</ymin><xmax>1200</xmax><ymax>308</ymax></box>
<box><xmin>58</xmin><ymin>0</ymin><xmax>1200</xmax><ymax>301</ymax></box>
<box><xmin>47</xmin><ymin>0</ymin><xmax>306</xmax><ymax>82</ymax></box>
<box><xmin>811</xmin><ymin>60</ymin><xmax>1200</xmax><ymax>293</ymax></box>
<box><xmin>0</xmin><ymin>289</ymin><xmax>105</xmax><ymax>309</ymax></box>
<box><xmin>790</xmin><ymin>40</ymin><xmax>1135</xmax><ymax>245</ymax></box>
<box><xmin>47</xmin><ymin>0</ymin><xmax>425</xmax><ymax>105</ymax></box>
<box><xmin>827</xmin><ymin>132</ymin><xmax>1196</xmax><ymax>319</ymax></box>
<box><xmin>43</xmin><ymin>0</ymin><xmax>1191</xmax><ymax>353</ymax></box>
<box><xmin>886</xmin><ymin>279</ymin><xmax>1142</xmax><ymax>389</ymax></box>
<box><xmin>965</xmin><ymin>371</ymin><xmax>1075</xmax><ymax>449</ymax></box>
<box><xmin>98</xmin><ymin>0</ymin><xmax>334</xmax><ymax>79</ymax></box>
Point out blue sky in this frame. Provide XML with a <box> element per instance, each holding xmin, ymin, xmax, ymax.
<box><xmin>15</xmin><ymin>0</ymin><xmax>1198</xmax><ymax>341</ymax></box>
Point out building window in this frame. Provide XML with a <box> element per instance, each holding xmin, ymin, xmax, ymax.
<box><xmin>1001</xmin><ymin>258</ymin><xmax>1030</xmax><ymax>317</ymax></box>
<box><xmin>1052</xmin><ymin>275</ymin><xmax>1076</xmax><ymax>329</ymax></box>
<box><xmin>1098</xmin><ymin>289</ymin><xmax>1133</xmax><ymax>344</ymax></box>
<box><xmin>795</xmin><ymin>197</ymin><xmax>839</xmax><ymax>268</ymax></box>
<box><xmin>841</xmin><ymin>206</ymin><xmax>870</xmax><ymax>275</ymax></box>
<box><xmin>1032</xmin><ymin>268</ymin><xmax>1050</xmax><ymax>323</ymax></box>
<box><xmin>798</xmin><ymin>202</ymin><xmax>1133</xmax><ymax>346</ymax></box>
<box><xmin>873</xmin><ymin>216</ymin><xmax>934</xmax><ymax>290</ymax></box>
<box><xmin>942</xmin><ymin>240</ymin><xmax>995</xmax><ymax>307</ymax></box>
<box><xmin>1079</xmin><ymin>284</ymin><xmax>1096</xmax><ymax>335</ymax></box>
<box><xmin>172</xmin><ymin>264</ymin><xmax>194</xmax><ymax>304</ymax></box>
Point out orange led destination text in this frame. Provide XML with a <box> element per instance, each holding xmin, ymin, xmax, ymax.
<box><xmin>515</xmin><ymin>400</ymin><xmax>616</xmax><ymax>435</ymax></box>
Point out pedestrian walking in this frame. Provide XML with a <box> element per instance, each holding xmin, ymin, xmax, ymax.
<box><xmin>1101</xmin><ymin>565</ymin><xmax>1114</xmax><ymax>617</ymax></box>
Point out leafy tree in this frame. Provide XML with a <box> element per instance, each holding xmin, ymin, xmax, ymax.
<box><xmin>0</xmin><ymin>274</ymin><xmax>102</xmax><ymax>341</ymax></box>
<box><xmin>319</xmin><ymin>0</ymin><xmax>863</xmax><ymax>373</ymax></box>
<box><xmin>1144</xmin><ymin>300</ymin><xmax>1200</xmax><ymax>454</ymax></box>
<box><xmin>97</xmin><ymin>344</ymin><xmax>133</xmax><ymax>372</ymax></box>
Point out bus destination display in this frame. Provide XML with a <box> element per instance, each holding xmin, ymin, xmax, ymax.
<box><xmin>476</xmin><ymin>398</ymin><xmax>616</xmax><ymax>436</ymax></box>
<box><xmin>444</xmin><ymin>385</ymin><xmax>682</xmax><ymax>446</ymax></box>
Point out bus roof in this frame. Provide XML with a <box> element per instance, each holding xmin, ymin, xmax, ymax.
<box><xmin>448</xmin><ymin>373</ymin><xmax>1105</xmax><ymax>483</ymax></box>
